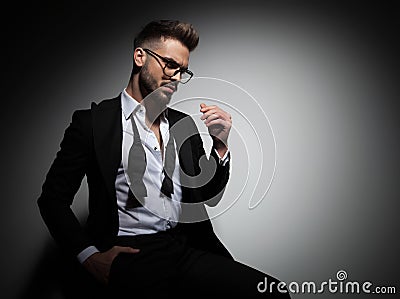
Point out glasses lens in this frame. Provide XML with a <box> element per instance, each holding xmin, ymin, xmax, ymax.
<box><xmin>180</xmin><ymin>71</ymin><xmax>191</xmax><ymax>84</ymax></box>
<box><xmin>161</xmin><ymin>61</ymin><xmax>192</xmax><ymax>83</ymax></box>
<box><xmin>163</xmin><ymin>66</ymin><xmax>177</xmax><ymax>77</ymax></box>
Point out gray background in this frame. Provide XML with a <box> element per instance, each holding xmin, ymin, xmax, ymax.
<box><xmin>2</xmin><ymin>1</ymin><xmax>399</xmax><ymax>298</ymax></box>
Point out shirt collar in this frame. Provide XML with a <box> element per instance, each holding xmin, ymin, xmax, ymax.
<box><xmin>121</xmin><ymin>88</ymin><xmax>169</xmax><ymax>120</ymax></box>
<box><xmin>121</xmin><ymin>89</ymin><xmax>141</xmax><ymax>120</ymax></box>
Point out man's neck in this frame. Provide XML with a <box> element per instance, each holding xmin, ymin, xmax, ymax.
<box><xmin>126</xmin><ymin>78</ymin><xmax>143</xmax><ymax>103</ymax></box>
<box><xmin>126</xmin><ymin>78</ymin><xmax>166</xmax><ymax>128</ymax></box>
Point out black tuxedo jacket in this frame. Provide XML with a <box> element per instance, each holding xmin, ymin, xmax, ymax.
<box><xmin>38</xmin><ymin>95</ymin><xmax>232</xmax><ymax>259</ymax></box>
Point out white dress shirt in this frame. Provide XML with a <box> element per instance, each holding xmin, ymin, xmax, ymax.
<box><xmin>77</xmin><ymin>89</ymin><xmax>229</xmax><ymax>263</ymax></box>
<box><xmin>117</xmin><ymin>89</ymin><xmax>183</xmax><ymax>235</ymax></box>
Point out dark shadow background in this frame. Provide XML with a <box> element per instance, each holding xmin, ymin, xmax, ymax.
<box><xmin>2</xmin><ymin>1</ymin><xmax>399</xmax><ymax>298</ymax></box>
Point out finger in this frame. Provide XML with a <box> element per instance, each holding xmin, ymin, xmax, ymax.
<box><xmin>114</xmin><ymin>246</ymin><xmax>140</xmax><ymax>254</ymax></box>
<box><xmin>203</xmin><ymin>113</ymin><xmax>221</xmax><ymax>124</ymax></box>
<box><xmin>200</xmin><ymin>105</ymin><xmax>231</xmax><ymax>123</ymax></box>
<box><xmin>201</xmin><ymin>106</ymin><xmax>217</xmax><ymax>112</ymax></box>
<box><xmin>200</xmin><ymin>104</ymin><xmax>218</xmax><ymax>112</ymax></box>
<box><xmin>205</xmin><ymin>119</ymin><xmax>227</xmax><ymax>127</ymax></box>
<box><xmin>202</xmin><ymin>106</ymin><xmax>229</xmax><ymax>115</ymax></box>
<box><xmin>201</xmin><ymin>110</ymin><xmax>231</xmax><ymax>122</ymax></box>
<box><xmin>201</xmin><ymin>110</ymin><xmax>217</xmax><ymax>120</ymax></box>
<box><xmin>104</xmin><ymin>273</ymin><xmax>110</xmax><ymax>284</ymax></box>
<box><xmin>200</xmin><ymin>110</ymin><xmax>211</xmax><ymax>120</ymax></box>
<box><xmin>200</xmin><ymin>109</ymin><xmax>223</xmax><ymax>120</ymax></box>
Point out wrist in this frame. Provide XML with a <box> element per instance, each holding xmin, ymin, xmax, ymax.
<box><xmin>77</xmin><ymin>246</ymin><xmax>100</xmax><ymax>264</ymax></box>
<box><xmin>212</xmin><ymin>139</ymin><xmax>228</xmax><ymax>158</ymax></box>
<box><xmin>212</xmin><ymin>136</ymin><xmax>228</xmax><ymax>150</ymax></box>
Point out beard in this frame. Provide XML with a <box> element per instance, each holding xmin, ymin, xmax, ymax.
<box><xmin>139</xmin><ymin>63</ymin><xmax>173</xmax><ymax>108</ymax></box>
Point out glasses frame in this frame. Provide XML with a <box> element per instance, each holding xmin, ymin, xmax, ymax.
<box><xmin>142</xmin><ymin>48</ymin><xmax>193</xmax><ymax>84</ymax></box>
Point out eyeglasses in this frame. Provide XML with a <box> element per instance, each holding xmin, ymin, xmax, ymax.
<box><xmin>143</xmin><ymin>48</ymin><xmax>193</xmax><ymax>84</ymax></box>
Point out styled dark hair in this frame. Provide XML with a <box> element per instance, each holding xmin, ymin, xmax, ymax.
<box><xmin>134</xmin><ymin>20</ymin><xmax>199</xmax><ymax>52</ymax></box>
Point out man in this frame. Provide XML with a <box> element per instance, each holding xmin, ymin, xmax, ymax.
<box><xmin>38</xmin><ymin>20</ymin><xmax>290</xmax><ymax>298</ymax></box>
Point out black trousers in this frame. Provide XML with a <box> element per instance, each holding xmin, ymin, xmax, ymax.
<box><xmin>108</xmin><ymin>229</ymin><xmax>291</xmax><ymax>298</ymax></box>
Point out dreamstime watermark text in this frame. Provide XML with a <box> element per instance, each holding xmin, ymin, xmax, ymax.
<box><xmin>257</xmin><ymin>270</ymin><xmax>397</xmax><ymax>295</ymax></box>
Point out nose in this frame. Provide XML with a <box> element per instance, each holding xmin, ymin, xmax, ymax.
<box><xmin>170</xmin><ymin>70</ymin><xmax>181</xmax><ymax>82</ymax></box>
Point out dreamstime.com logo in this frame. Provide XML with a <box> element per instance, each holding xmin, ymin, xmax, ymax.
<box><xmin>257</xmin><ymin>270</ymin><xmax>397</xmax><ymax>295</ymax></box>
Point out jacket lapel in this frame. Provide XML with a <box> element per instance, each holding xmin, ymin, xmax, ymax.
<box><xmin>167</xmin><ymin>108</ymin><xmax>195</xmax><ymax>177</ymax></box>
<box><xmin>91</xmin><ymin>101</ymin><xmax>196</xmax><ymax>202</ymax></box>
<box><xmin>91</xmin><ymin>96</ymin><xmax>122</xmax><ymax>198</ymax></box>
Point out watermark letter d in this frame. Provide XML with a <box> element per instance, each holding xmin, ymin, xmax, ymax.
<box><xmin>257</xmin><ymin>277</ymin><xmax>268</xmax><ymax>293</ymax></box>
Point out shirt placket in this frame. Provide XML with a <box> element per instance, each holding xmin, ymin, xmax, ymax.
<box><xmin>136</xmin><ymin>110</ymin><xmax>170</xmax><ymax>226</ymax></box>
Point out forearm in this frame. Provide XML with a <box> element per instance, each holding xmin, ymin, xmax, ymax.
<box><xmin>212</xmin><ymin>136</ymin><xmax>228</xmax><ymax>158</ymax></box>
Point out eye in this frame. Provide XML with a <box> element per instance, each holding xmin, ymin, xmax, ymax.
<box><xmin>165</xmin><ymin>61</ymin><xmax>180</xmax><ymax>69</ymax></box>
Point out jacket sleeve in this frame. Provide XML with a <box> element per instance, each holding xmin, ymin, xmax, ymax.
<box><xmin>189</xmin><ymin>122</ymin><xmax>230</xmax><ymax>207</ymax></box>
<box><xmin>37</xmin><ymin>109</ymin><xmax>92</xmax><ymax>256</ymax></box>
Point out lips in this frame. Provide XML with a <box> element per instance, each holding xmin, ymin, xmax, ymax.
<box><xmin>162</xmin><ymin>85</ymin><xmax>175</xmax><ymax>93</ymax></box>
<box><xmin>161</xmin><ymin>82</ymin><xmax>178</xmax><ymax>93</ymax></box>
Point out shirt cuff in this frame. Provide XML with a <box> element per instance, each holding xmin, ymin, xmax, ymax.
<box><xmin>213</xmin><ymin>149</ymin><xmax>230</xmax><ymax>166</ymax></box>
<box><xmin>77</xmin><ymin>246</ymin><xmax>100</xmax><ymax>264</ymax></box>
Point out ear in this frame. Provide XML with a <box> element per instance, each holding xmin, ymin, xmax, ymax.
<box><xmin>134</xmin><ymin>48</ymin><xmax>146</xmax><ymax>67</ymax></box>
